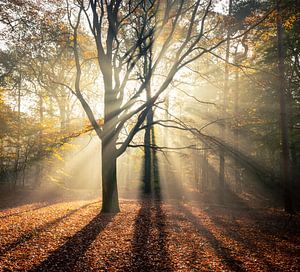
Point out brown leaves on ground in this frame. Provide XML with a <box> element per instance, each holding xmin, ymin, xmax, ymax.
<box><xmin>0</xmin><ymin>198</ymin><xmax>299</xmax><ymax>272</ymax></box>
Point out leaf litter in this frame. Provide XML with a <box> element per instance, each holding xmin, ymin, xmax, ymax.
<box><xmin>0</xmin><ymin>198</ymin><xmax>299</xmax><ymax>272</ymax></box>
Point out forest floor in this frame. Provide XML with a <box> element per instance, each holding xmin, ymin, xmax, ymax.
<box><xmin>0</xmin><ymin>190</ymin><xmax>299</xmax><ymax>272</ymax></box>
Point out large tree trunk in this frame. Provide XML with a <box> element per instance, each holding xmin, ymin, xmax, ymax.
<box><xmin>101</xmin><ymin>96</ymin><xmax>120</xmax><ymax>213</ymax></box>
<box><xmin>101</xmin><ymin>140</ymin><xmax>120</xmax><ymax>213</ymax></box>
<box><xmin>100</xmin><ymin>47</ymin><xmax>120</xmax><ymax>213</ymax></box>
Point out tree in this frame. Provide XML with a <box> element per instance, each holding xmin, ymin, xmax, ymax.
<box><xmin>276</xmin><ymin>0</ymin><xmax>293</xmax><ymax>213</ymax></box>
<box><xmin>0</xmin><ymin>0</ymin><xmax>90</xmax><ymax>188</ymax></box>
<box><xmin>65</xmin><ymin>0</ymin><xmax>241</xmax><ymax>212</ymax></box>
<box><xmin>1</xmin><ymin>0</ymin><xmax>282</xmax><ymax>212</ymax></box>
<box><xmin>218</xmin><ymin>0</ymin><xmax>232</xmax><ymax>202</ymax></box>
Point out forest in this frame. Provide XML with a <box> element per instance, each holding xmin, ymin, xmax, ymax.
<box><xmin>0</xmin><ymin>0</ymin><xmax>299</xmax><ymax>271</ymax></box>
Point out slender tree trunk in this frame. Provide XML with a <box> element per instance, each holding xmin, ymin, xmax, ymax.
<box><xmin>14</xmin><ymin>67</ymin><xmax>22</xmax><ymax>190</ymax></box>
<box><xmin>35</xmin><ymin>94</ymin><xmax>43</xmax><ymax>187</ymax></box>
<box><xmin>219</xmin><ymin>0</ymin><xmax>232</xmax><ymax>201</ymax></box>
<box><xmin>219</xmin><ymin>148</ymin><xmax>225</xmax><ymax>197</ymax></box>
<box><xmin>143</xmin><ymin>108</ymin><xmax>153</xmax><ymax>194</ymax></box>
<box><xmin>143</xmin><ymin>62</ymin><xmax>153</xmax><ymax>194</ymax></box>
<box><xmin>234</xmin><ymin>65</ymin><xmax>241</xmax><ymax>192</ymax></box>
<box><xmin>194</xmin><ymin>148</ymin><xmax>198</xmax><ymax>191</ymax></box>
<box><xmin>125</xmin><ymin>149</ymin><xmax>130</xmax><ymax>193</ymax></box>
<box><xmin>142</xmin><ymin>23</ymin><xmax>153</xmax><ymax>194</ymax></box>
<box><xmin>58</xmin><ymin>99</ymin><xmax>67</xmax><ymax>131</ymax></box>
<box><xmin>290</xmin><ymin>142</ymin><xmax>296</xmax><ymax>185</ymax></box>
<box><xmin>151</xmin><ymin>126</ymin><xmax>160</xmax><ymax>195</ymax></box>
<box><xmin>276</xmin><ymin>0</ymin><xmax>293</xmax><ymax>213</ymax></box>
<box><xmin>158</xmin><ymin>89</ymin><xmax>170</xmax><ymax>196</ymax></box>
<box><xmin>201</xmin><ymin>146</ymin><xmax>208</xmax><ymax>192</ymax></box>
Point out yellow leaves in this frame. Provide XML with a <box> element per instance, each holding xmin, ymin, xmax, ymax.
<box><xmin>256</xmin><ymin>9</ymin><xmax>299</xmax><ymax>32</ymax></box>
<box><xmin>0</xmin><ymin>96</ymin><xmax>4</xmax><ymax>106</ymax></box>
<box><xmin>284</xmin><ymin>13</ymin><xmax>299</xmax><ymax>31</ymax></box>
<box><xmin>261</xmin><ymin>32</ymin><xmax>271</xmax><ymax>42</ymax></box>
<box><xmin>0</xmin><ymin>88</ymin><xmax>8</xmax><ymax>108</ymax></box>
<box><xmin>67</xmin><ymin>58</ymin><xmax>76</xmax><ymax>66</ymax></box>
<box><xmin>97</xmin><ymin>118</ymin><xmax>104</xmax><ymax>126</ymax></box>
<box><xmin>78</xmin><ymin>118</ymin><xmax>103</xmax><ymax>135</ymax></box>
<box><xmin>58</xmin><ymin>22</ymin><xmax>67</xmax><ymax>31</ymax></box>
<box><xmin>78</xmin><ymin>33</ymin><xmax>88</xmax><ymax>44</ymax></box>
<box><xmin>82</xmin><ymin>50</ymin><xmax>97</xmax><ymax>60</ymax></box>
<box><xmin>53</xmin><ymin>152</ymin><xmax>64</xmax><ymax>161</ymax></box>
<box><xmin>69</xmin><ymin>32</ymin><xmax>97</xmax><ymax>61</ymax></box>
<box><xmin>72</xmin><ymin>33</ymin><xmax>93</xmax><ymax>44</ymax></box>
<box><xmin>59</xmin><ymin>142</ymin><xmax>75</xmax><ymax>151</ymax></box>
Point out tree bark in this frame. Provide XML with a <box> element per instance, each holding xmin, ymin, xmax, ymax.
<box><xmin>219</xmin><ymin>0</ymin><xmax>232</xmax><ymax>201</ymax></box>
<box><xmin>35</xmin><ymin>94</ymin><xmax>44</xmax><ymax>187</ymax></box>
<box><xmin>143</xmin><ymin>110</ymin><xmax>153</xmax><ymax>194</ymax></box>
<box><xmin>14</xmin><ymin>65</ymin><xmax>22</xmax><ymax>190</ymax></box>
<box><xmin>276</xmin><ymin>0</ymin><xmax>293</xmax><ymax>213</ymax></box>
<box><xmin>101</xmin><ymin>140</ymin><xmax>120</xmax><ymax>213</ymax></box>
<box><xmin>234</xmin><ymin>62</ymin><xmax>241</xmax><ymax>192</ymax></box>
<box><xmin>201</xmin><ymin>146</ymin><xmax>208</xmax><ymax>191</ymax></box>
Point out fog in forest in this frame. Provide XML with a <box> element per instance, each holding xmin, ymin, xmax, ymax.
<box><xmin>0</xmin><ymin>1</ymin><xmax>299</xmax><ymax>271</ymax></box>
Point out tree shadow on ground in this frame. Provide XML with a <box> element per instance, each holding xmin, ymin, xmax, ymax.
<box><xmin>125</xmin><ymin>196</ymin><xmax>172</xmax><ymax>272</ymax></box>
<box><xmin>203</xmin><ymin>207</ymin><xmax>287</xmax><ymax>271</ymax></box>
<box><xmin>0</xmin><ymin>186</ymin><xmax>99</xmax><ymax>211</ymax></box>
<box><xmin>203</xmin><ymin>188</ymin><xmax>300</xmax><ymax>261</ymax></box>
<box><xmin>153</xmin><ymin>150</ymin><xmax>236</xmax><ymax>270</ymax></box>
<box><xmin>29</xmin><ymin>212</ymin><xmax>114</xmax><ymax>272</ymax></box>
<box><xmin>0</xmin><ymin>202</ymin><xmax>51</xmax><ymax>219</ymax></box>
<box><xmin>176</xmin><ymin>203</ymin><xmax>246</xmax><ymax>272</ymax></box>
<box><xmin>177</xmin><ymin>202</ymin><xmax>286</xmax><ymax>272</ymax></box>
<box><xmin>190</xmin><ymin>186</ymin><xmax>299</xmax><ymax>237</ymax></box>
<box><xmin>123</xmin><ymin>131</ymin><xmax>172</xmax><ymax>271</ymax></box>
<box><xmin>0</xmin><ymin>202</ymin><xmax>98</xmax><ymax>257</ymax></box>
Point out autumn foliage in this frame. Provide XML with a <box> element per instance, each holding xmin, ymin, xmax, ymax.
<box><xmin>0</xmin><ymin>194</ymin><xmax>299</xmax><ymax>272</ymax></box>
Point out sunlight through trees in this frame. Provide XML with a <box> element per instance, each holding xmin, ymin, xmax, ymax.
<box><xmin>0</xmin><ymin>0</ymin><xmax>299</xmax><ymax>214</ymax></box>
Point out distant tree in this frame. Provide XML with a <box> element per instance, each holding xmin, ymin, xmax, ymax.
<box><xmin>276</xmin><ymin>0</ymin><xmax>293</xmax><ymax>213</ymax></box>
